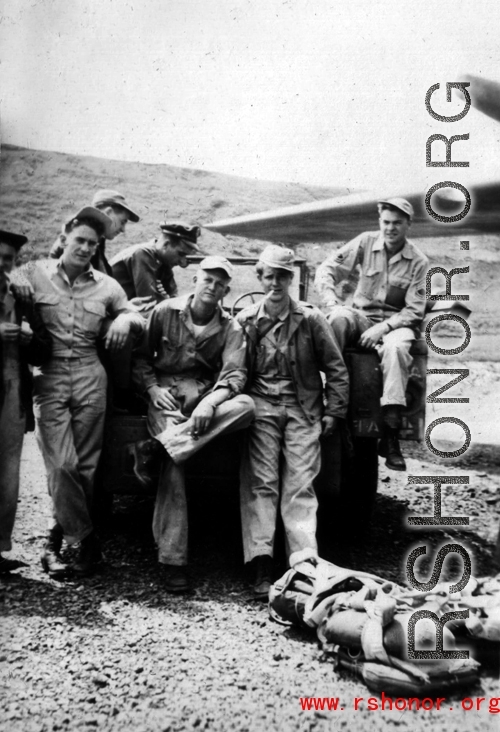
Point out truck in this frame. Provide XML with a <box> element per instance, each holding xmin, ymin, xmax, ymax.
<box><xmin>96</xmin><ymin>253</ymin><xmax>428</xmax><ymax>542</ymax></box>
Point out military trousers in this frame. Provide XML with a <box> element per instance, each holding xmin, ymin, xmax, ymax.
<box><xmin>0</xmin><ymin>379</ymin><xmax>26</xmax><ymax>552</ymax></box>
<box><xmin>328</xmin><ymin>306</ymin><xmax>415</xmax><ymax>407</ymax></box>
<box><xmin>239</xmin><ymin>394</ymin><xmax>321</xmax><ymax>565</ymax></box>
<box><xmin>148</xmin><ymin>391</ymin><xmax>255</xmax><ymax>565</ymax></box>
<box><xmin>33</xmin><ymin>355</ymin><xmax>107</xmax><ymax>545</ymax></box>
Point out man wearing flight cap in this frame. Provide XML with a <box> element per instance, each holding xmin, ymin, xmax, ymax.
<box><xmin>315</xmin><ymin>198</ymin><xmax>429</xmax><ymax>471</ymax></box>
<box><xmin>110</xmin><ymin>220</ymin><xmax>201</xmax><ymax>307</ymax></box>
<box><xmin>237</xmin><ymin>245</ymin><xmax>349</xmax><ymax>598</ymax></box>
<box><xmin>0</xmin><ymin>230</ymin><xmax>52</xmax><ymax>573</ymax></box>
<box><xmin>133</xmin><ymin>256</ymin><xmax>255</xmax><ymax>592</ymax></box>
<box><xmin>26</xmin><ymin>207</ymin><xmax>144</xmax><ymax>578</ymax></box>
<box><xmin>50</xmin><ymin>189</ymin><xmax>140</xmax><ymax>275</ymax></box>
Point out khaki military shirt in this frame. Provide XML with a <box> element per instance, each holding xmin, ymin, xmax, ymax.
<box><xmin>315</xmin><ymin>231</ymin><xmax>429</xmax><ymax>330</ymax></box>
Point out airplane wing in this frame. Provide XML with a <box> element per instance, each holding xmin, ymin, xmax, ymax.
<box><xmin>204</xmin><ymin>74</ymin><xmax>500</xmax><ymax>244</ymax></box>
<box><xmin>203</xmin><ymin>182</ymin><xmax>500</xmax><ymax>244</ymax></box>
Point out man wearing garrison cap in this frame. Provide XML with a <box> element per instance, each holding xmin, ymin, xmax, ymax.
<box><xmin>132</xmin><ymin>256</ymin><xmax>254</xmax><ymax>593</ymax></box>
<box><xmin>315</xmin><ymin>198</ymin><xmax>429</xmax><ymax>472</ymax></box>
<box><xmin>0</xmin><ymin>230</ymin><xmax>52</xmax><ymax>573</ymax></box>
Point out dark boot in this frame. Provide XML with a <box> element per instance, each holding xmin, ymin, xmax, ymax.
<box><xmin>162</xmin><ymin>564</ymin><xmax>190</xmax><ymax>593</ymax></box>
<box><xmin>249</xmin><ymin>555</ymin><xmax>274</xmax><ymax>600</ymax></box>
<box><xmin>41</xmin><ymin>525</ymin><xmax>69</xmax><ymax>579</ymax></box>
<box><xmin>0</xmin><ymin>554</ymin><xmax>28</xmax><ymax>574</ymax></box>
<box><xmin>379</xmin><ymin>405</ymin><xmax>407</xmax><ymax>472</ymax></box>
<box><xmin>72</xmin><ymin>532</ymin><xmax>102</xmax><ymax>577</ymax></box>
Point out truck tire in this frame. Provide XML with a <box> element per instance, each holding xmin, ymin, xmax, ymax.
<box><xmin>316</xmin><ymin>428</ymin><xmax>378</xmax><ymax>543</ymax></box>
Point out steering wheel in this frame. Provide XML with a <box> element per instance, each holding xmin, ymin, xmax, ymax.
<box><xmin>231</xmin><ymin>291</ymin><xmax>264</xmax><ymax>317</ymax></box>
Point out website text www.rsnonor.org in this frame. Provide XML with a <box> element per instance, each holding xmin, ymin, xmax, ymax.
<box><xmin>299</xmin><ymin>694</ymin><xmax>500</xmax><ymax>713</ymax></box>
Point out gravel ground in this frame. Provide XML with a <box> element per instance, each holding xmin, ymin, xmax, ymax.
<box><xmin>1</xmin><ymin>362</ymin><xmax>500</xmax><ymax>732</ymax></box>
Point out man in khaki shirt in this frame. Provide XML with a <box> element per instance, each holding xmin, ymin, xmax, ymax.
<box><xmin>315</xmin><ymin>198</ymin><xmax>429</xmax><ymax>471</ymax></box>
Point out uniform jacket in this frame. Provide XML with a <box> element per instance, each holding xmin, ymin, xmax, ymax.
<box><xmin>237</xmin><ymin>298</ymin><xmax>349</xmax><ymax>423</ymax></box>
<box><xmin>110</xmin><ymin>240</ymin><xmax>177</xmax><ymax>302</ymax></box>
<box><xmin>133</xmin><ymin>293</ymin><xmax>247</xmax><ymax>397</ymax></box>
<box><xmin>315</xmin><ymin>231</ymin><xmax>429</xmax><ymax>330</ymax></box>
<box><xmin>0</xmin><ymin>292</ymin><xmax>52</xmax><ymax>431</ymax></box>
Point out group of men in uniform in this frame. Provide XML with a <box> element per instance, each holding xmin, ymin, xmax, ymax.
<box><xmin>0</xmin><ymin>192</ymin><xmax>427</xmax><ymax>598</ymax></box>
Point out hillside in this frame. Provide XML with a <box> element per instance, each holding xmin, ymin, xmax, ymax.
<box><xmin>1</xmin><ymin>144</ymin><xmax>499</xmax><ymax>348</ymax></box>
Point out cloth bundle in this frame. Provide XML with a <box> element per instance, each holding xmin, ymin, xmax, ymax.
<box><xmin>269</xmin><ymin>559</ymin><xmax>480</xmax><ymax>695</ymax></box>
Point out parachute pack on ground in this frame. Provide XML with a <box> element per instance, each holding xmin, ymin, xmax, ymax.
<box><xmin>268</xmin><ymin>558</ymin><xmax>500</xmax><ymax>695</ymax></box>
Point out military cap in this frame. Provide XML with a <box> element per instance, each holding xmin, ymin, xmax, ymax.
<box><xmin>159</xmin><ymin>221</ymin><xmax>201</xmax><ymax>250</ymax></box>
<box><xmin>258</xmin><ymin>244</ymin><xmax>295</xmax><ymax>273</ymax></box>
<box><xmin>378</xmin><ymin>197</ymin><xmax>414</xmax><ymax>221</ymax></box>
<box><xmin>0</xmin><ymin>230</ymin><xmax>28</xmax><ymax>251</ymax></box>
<box><xmin>92</xmin><ymin>189</ymin><xmax>140</xmax><ymax>223</ymax></box>
<box><xmin>199</xmin><ymin>255</ymin><xmax>233</xmax><ymax>279</ymax></box>
<box><xmin>65</xmin><ymin>206</ymin><xmax>114</xmax><ymax>239</ymax></box>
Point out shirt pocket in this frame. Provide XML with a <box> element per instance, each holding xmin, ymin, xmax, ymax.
<box><xmin>358</xmin><ymin>267</ymin><xmax>381</xmax><ymax>299</ymax></box>
<box><xmin>82</xmin><ymin>300</ymin><xmax>106</xmax><ymax>333</ymax></box>
<box><xmin>386</xmin><ymin>273</ymin><xmax>412</xmax><ymax>309</ymax></box>
<box><xmin>35</xmin><ymin>294</ymin><xmax>61</xmax><ymax>325</ymax></box>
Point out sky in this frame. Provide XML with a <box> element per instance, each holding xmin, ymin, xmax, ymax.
<box><xmin>1</xmin><ymin>0</ymin><xmax>500</xmax><ymax>190</ymax></box>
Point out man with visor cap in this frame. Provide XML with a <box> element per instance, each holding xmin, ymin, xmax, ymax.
<box><xmin>315</xmin><ymin>197</ymin><xmax>429</xmax><ymax>472</ymax></box>
<box><xmin>110</xmin><ymin>220</ymin><xmax>201</xmax><ymax>309</ymax></box>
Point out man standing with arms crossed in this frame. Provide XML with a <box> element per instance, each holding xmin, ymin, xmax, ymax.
<box><xmin>315</xmin><ymin>198</ymin><xmax>428</xmax><ymax>471</ymax></box>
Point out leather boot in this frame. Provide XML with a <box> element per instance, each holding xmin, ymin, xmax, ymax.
<box><xmin>379</xmin><ymin>405</ymin><xmax>407</xmax><ymax>471</ymax></box>
<box><xmin>162</xmin><ymin>564</ymin><xmax>190</xmax><ymax>593</ymax></box>
<box><xmin>378</xmin><ymin>427</ymin><xmax>407</xmax><ymax>471</ymax></box>
<box><xmin>249</xmin><ymin>555</ymin><xmax>274</xmax><ymax>599</ymax></box>
<box><xmin>72</xmin><ymin>532</ymin><xmax>102</xmax><ymax>577</ymax></box>
<box><xmin>41</xmin><ymin>524</ymin><xmax>69</xmax><ymax>579</ymax></box>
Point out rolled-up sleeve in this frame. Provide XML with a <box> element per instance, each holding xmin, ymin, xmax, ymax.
<box><xmin>107</xmin><ymin>280</ymin><xmax>144</xmax><ymax>334</ymax></box>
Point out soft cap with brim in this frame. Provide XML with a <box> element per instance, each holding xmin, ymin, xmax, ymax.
<box><xmin>160</xmin><ymin>221</ymin><xmax>201</xmax><ymax>250</ymax></box>
<box><xmin>199</xmin><ymin>256</ymin><xmax>233</xmax><ymax>279</ymax></box>
<box><xmin>0</xmin><ymin>230</ymin><xmax>28</xmax><ymax>251</ymax></box>
<box><xmin>258</xmin><ymin>244</ymin><xmax>295</xmax><ymax>273</ymax></box>
<box><xmin>65</xmin><ymin>206</ymin><xmax>114</xmax><ymax>240</ymax></box>
<box><xmin>92</xmin><ymin>189</ymin><xmax>140</xmax><ymax>223</ymax></box>
<box><xmin>378</xmin><ymin>197</ymin><xmax>414</xmax><ymax>220</ymax></box>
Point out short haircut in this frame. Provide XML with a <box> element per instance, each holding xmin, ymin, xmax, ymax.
<box><xmin>378</xmin><ymin>203</ymin><xmax>410</xmax><ymax>222</ymax></box>
<box><xmin>64</xmin><ymin>216</ymin><xmax>105</xmax><ymax>238</ymax></box>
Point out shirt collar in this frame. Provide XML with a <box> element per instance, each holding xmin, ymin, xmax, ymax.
<box><xmin>374</xmin><ymin>233</ymin><xmax>414</xmax><ymax>260</ymax></box>
<box><xmin>53</xmin><ymin>257</ymin><xmax>101</xmax><ymax>283</ymax></box>
<box><xmin>256</xmin><ymin>298</ymin><xmax>290</xmax><ymax>323</ymax></box>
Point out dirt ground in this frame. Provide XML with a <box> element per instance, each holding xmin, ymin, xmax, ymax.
<box><xmin>1</xmin><ymin>356</ymin><xmax>500</xmax><ymax>732</ymax></box>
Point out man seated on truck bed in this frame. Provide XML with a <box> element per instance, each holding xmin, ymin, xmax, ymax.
<box><xmin>315</xmin><ymin>198</ymin><xmax>428</xmax><ymax>472</ymax></box>
<box><xmin>132</xmin><ymin>256</ymin><xmax>255</xmax><ymax>593</ymax></box>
